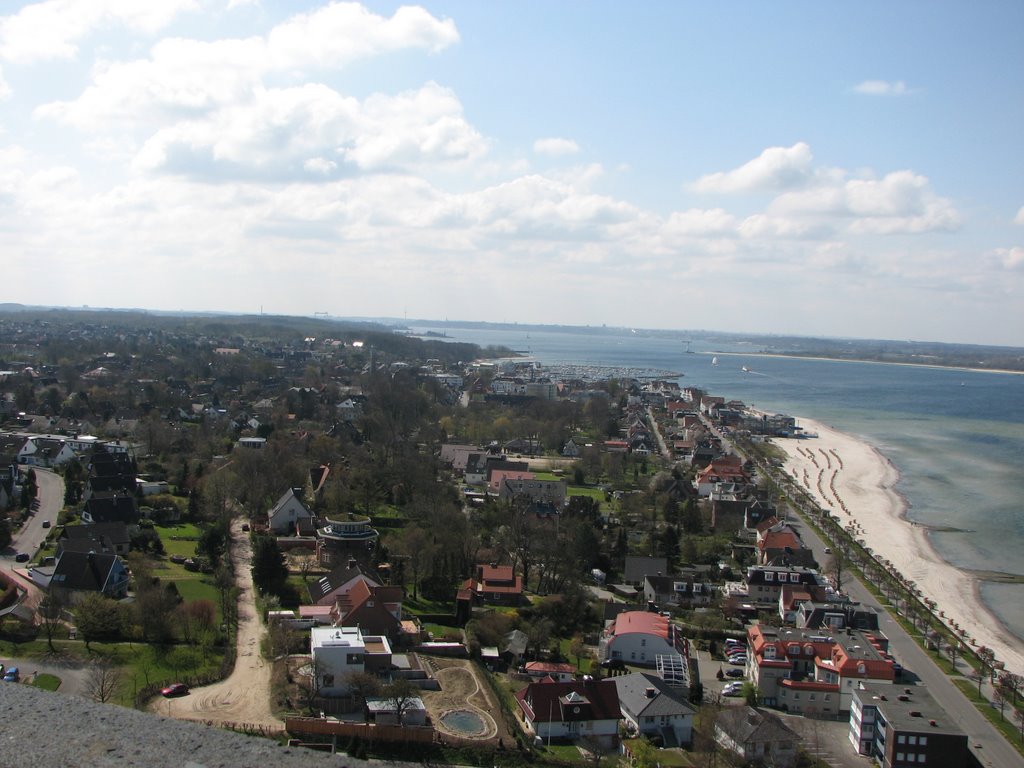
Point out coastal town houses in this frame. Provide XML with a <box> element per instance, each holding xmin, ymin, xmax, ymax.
<box><xmin>742</xmin><ymin>564</ymin><xmax>827</xmax><ymax>608</ymax></box>
<box><xmin>715</xmin><ymin>707</ymin><xmax>801</xmax><ymax>768</ymax></box>
<box><xmin>598</xmin><ymin>611</ymin><xmax>689</xmax><ymax>667</ymax></box>
<box><xmin>43</xmin><ymin>550</ymin><xmax>130</xmax><ymax>604</ymax></box>
<box><xmin>643</xmin><ymin>573</ymin><xmax>715</xmax><ymax>610</ymax></box>
<box><xmin>694</xmin><ymin>455</ymin><xmax>749</xmax><ymax>496</ymax></box>
<box><xmin>307</xmin><ymin>560</ymin><xmax>383</xmax><ymax>607</ymax></box>
<box><xmin>266</xmin><ymin>487</ymin><xmax>316</xmax><ymax>535</ymax></box>
<box><xmin>849</xmin><ymin>682</ymin><xmax>970</xmax><ymax>768</ymax></box>
<box><xmin>747</xmin><ymin>624</ymin><xmax>897</xmax><ymax>715</ymax></box>
<box><xmin>614</xmin><ymin>672</ymin><xmax>696</xmax><ymax>748</ymax></box>
<box><xmin>515</xmin><ymin>679</ymin><xmax>622</xmax><ymax>749</ymax></box>
<box><xmin>460</xmin><ymin>563</ymin><xmax>524</xmax><ymax>605</ymax></box>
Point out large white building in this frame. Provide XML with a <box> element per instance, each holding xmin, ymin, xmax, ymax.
<box><xmin>598</xmin><ymin>611</ymin><xmax>689</xmax><ymax>667</ymax></box>
<box><xmin>310</xmin><ymin>626</ymin><xmax>392</xmax><ymax>696</ymax></box>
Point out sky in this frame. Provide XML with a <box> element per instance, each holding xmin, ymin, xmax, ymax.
<box><xmin>2</xmin><ymin>1</ymin><xmax>1023</xmax><ymax>346</ymax></box>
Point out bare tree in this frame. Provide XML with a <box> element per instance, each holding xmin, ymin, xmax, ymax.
<box><xmin>579</xmin><ymin>734</ymin><xmax>616</xmax><ymax>768</ymax></box>
<box><xmin>38</xmin><ymin>591</ymin><xmax>67</xmax><ymax>653</ymax></box>
<box><xmin>84</xmin><ymin>660</ymin><xmax>124</xmax><ymax>704</ymax></box>
<box><xmin>382</xmin><ymin>676</ymin><xmax>418</xmax><ymax>725</ymax></box>
<box><xmin>302</xmin><ymin>656</ymin><xmax>325</xmax><ymax>715</ymax></box>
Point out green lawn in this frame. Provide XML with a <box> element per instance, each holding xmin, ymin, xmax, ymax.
<box><xmin>567</xmin><ymin>485</ymin><xmax>606</xmax><ymax>501</ymax></box>
<box><xmin>29</xmin><ymin>673</ymin><xmax>61</xmax><ymax>691</ymax></box>
<box><xmin>156</xmin><ymin>523</ymin><xmax>201</xmax><ymax>558</ymax></box>
<box><xmin>0</xmin><ymin>639</ymin><xmax>225</xmax><ymax>706</ymax></box>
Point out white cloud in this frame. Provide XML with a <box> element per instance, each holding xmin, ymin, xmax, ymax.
<box><xmin>0</xmin><ymin>0</ymin><xmax>197</xmax><ymax>63</ymax></box>
<box><xmin>131</xmin><ymin>81</ymin><xmax>485</xmax><ymax>177</ymax></box>
<box><xmin>533</xmin><ymin>137</ymin><xmax>580</xmax><ymax>156</ymax></box>
<box><xmin>662</xmin><ymin>208</ymin><xmax>736</xmax><ymax>237</ymax></box>
<box><xmin>770</xmin><ymin>170</ymin><xmax>960</xmax><ymax>235</ymax></box>
<box><xmin>267</xmin><ymin>3</ymin><xmax>458</xmax><ymax>70</ymax></box>
<box><xmin>691</xmin><ymin>142</ymin><xmax>814</xmax><ymax>194</ymax></box>
<box><xmin>993</xmin><ymin>246</ymin><xmax>1024</xmax><ymax>270</ymax></box>
<box><xmin>1015</xmin><ymin>206</ymin><xmax>1024</xmax><ymax>225</ymax></box>
<box><xmin>303</xmin><ymin>157</ymin><xmax>337</xmax><ymax>175</ymax></box>
<box><xmin>853</xmin><ymin>79</ymin><xmax>909</xmax><ymax>96</ymax></box>
<box><xmin>0</xmin><ymin>64</ymin><xmax>9</xmax><ymax>100</ymax></box>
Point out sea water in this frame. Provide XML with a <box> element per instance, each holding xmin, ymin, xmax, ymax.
<box><xmin>413</xmin><ymin>325</ymin><xmax>1024</xmax><ymax>646</ymax></box>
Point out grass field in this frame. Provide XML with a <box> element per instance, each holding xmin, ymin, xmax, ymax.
<box><xmin>29</xmin><ymin>672</ymin><xmax>61</xmax><ymax>691</ymax></box>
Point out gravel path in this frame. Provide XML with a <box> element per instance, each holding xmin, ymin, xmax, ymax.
<box><xmin>151</xmin><ymin>519</ymin><xmax>282</xmax><ymax>730</ymax></box>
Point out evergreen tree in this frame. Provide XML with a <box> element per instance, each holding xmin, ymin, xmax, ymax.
<box><xmin>251</xmin><ymin>535</ymin><xmax>289</xmax><ymax>596</ymax></box>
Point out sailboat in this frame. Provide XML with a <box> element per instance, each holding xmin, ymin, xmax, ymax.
<box><xmin>711</xmin><ymin>356</ymin><xmax>718</xmax><ymax>366</ymax></box>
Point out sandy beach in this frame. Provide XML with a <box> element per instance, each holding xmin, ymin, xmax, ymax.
<box><xmin>772</xmin><ymin>417</ymin><xmax>1024</xmax><ymax>678</ymax></box>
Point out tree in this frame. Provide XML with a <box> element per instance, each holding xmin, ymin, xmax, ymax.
<box><xmin>825</xmin><ymin>547</ymin><xmax>847</xmax><ymax>593</ymax></box>
<box><xmin>382</xmin><ymin>676</ymin><xmax>418</xmax><ymax>725</ymax></box>
<box><xmin>344</xmin><ymin>670</ymin><xmax>383</xmax><ymax>711</ymax></box>
<box><xmin>391</xmin><ymin>523</ymin><xmax>436</xmax><ymax>600</ymax></box>
<box><xmin>251</xmin><ymin>535</ymin><xmax>289</xmax><ymax>596</ymax></box>
<box><xmin>177</xmin><ymin>599</ymin><xmax>217</xmax><ymax>645</ymax></box>
<box><xmin>39</xmin><ymin>591</ymin><xmax>68</xmax><ymax>653</ymax></box>
<box><xmin>74</xmin><ymin>593</ymin><xmax>128</xmax><ymax>650</ymax></box>
<box><xmin>742</xmin><ymin>681</ymin><xmax>760</xmax><ymax>707</ymax></box>
<box><xmin>84</xmin><ymin>659</ymin><xmax>123</xmax><ymax>704</ymax></box>
<box><xmin>944</xmin><ymin>639</ymin><xmax>961</xmax><ymax>669</ymax></box>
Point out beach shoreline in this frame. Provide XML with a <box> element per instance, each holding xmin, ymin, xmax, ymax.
<box><xmin>771</xmin><ymin>416</ymin><xmax>1024</xmax><ymax>678</ymax></box>
<box><xmin>710</xmin><ymin>350</ymin><xmax>1024</xmax><ymax>376</ymax></box>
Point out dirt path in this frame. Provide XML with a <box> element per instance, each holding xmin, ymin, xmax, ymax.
<box><xmin>419</xmin><ymin>657</ymin><xmax>515</xmax><ymax>746</ymax></box>
<box><xmin>154</xmin><ymin>519</ymin><xmax>282</xmax><ymax>729</ymax></box>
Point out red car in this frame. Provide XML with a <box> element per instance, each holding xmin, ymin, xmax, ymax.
<box><xmin>161</xmin><ymin>683</ymin><xmax>189</xmax><ymax>697</ymax></box>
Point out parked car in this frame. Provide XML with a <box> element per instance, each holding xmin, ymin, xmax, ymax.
<box><xmin>3</xmin><ymin>667</ymin><xmax>19</xmax><ymax>682</ymax></box>
<box><xmin>601</xmin><ymin>658</ymin><xmax>626</xmax><ymax>671</ymax></box>
<box><xmin>14</xmin><ymin>553</ymin><xmax>29</xmax><ymax>563</ymax></box>
<box><xmin>42</xmin><ymin>520</ymin><xmax>51</xmax><ymax>528</ymax></box>
<box><xmin>723</xmin><ymin>683</ymin><xmax>744</xmax><ymax>697</ymax></box>
<box><xmin>725</xmin><ymin>668</ymin><xmax>745</xmax><ymax>678</ymax></box>
<box><xmin>729</xmin><ymin>656</ymin><xmax>747</xmax><ymax>666</ymax></box>
<box><xmin>161</xmin><ymin>683</ymin><xmax>189</xmax><ymax>697</ymax></box>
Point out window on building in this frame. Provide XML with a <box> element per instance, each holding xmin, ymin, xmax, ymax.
<box><xmin>908</xmin><ymin>736</ymin><xmax>916</xmax><ymax>745</ymax></box>
<box><xmin>897</xmin><ymin>735</ymin><xmax>906</xmax><ymax>744</ymax></box>
<box><xmin>919</xmin><ymin>737</ymin><xmax>927</xmax><ymax>746</ymax></box>
<box><xmin>917</xmin><ymin>755</ymin><xmax>926</xmax><ymax>763</ymax></box>
<box><xmin>323</xmin><ymin>674</ymin><xmax>334</xmax><ymax>687</ymax></box>
<box><xmin>896</xmin><ymin>753</ymin><xmax>904</xmax><ymax>762</ymax></box>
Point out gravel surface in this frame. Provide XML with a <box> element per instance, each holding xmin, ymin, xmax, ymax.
<box><xmin>0</xmin><ymin>684</ymin><xmax>364</xmax><ymax>768</ymax></box>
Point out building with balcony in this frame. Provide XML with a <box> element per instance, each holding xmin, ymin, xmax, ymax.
<box><xmin>849</xmin><ymin>683</ymin><xmax>968</xmax><ymax>767</ymax></box>
<box><xmin>315</xmin><ymin>513</ymin><xmax>379</xmax><ymax>568</ymax></box>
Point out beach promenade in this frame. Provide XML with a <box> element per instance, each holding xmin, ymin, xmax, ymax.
<box><xmin>772</xmin><ymin>417</ymin><xmax>1024</xmax><ymax>678</ymax></box>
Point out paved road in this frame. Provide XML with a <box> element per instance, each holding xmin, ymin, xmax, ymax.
<box><xmin>2</xmin><ymin>466</ymin><xmax>63</xmax><ymax>563</ymax></box>
<box><xmin>786</xmin><ymin>514</ymin><xmax>1024</xmax><ymax>767</ymax></box>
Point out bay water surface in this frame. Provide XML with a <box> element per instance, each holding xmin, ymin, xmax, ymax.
<box><xmin>413</xmin><ymin>325</ymin><xmax>1024</xmax><ymax>647</ymax></box>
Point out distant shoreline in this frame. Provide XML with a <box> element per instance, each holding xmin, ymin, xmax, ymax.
<box><xmin>711</xmin><ymin>350</ymin><xmax>1024</xmax><ymax>376</ymax></box>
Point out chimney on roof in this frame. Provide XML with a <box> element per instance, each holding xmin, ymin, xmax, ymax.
<box><xmin>645</xmin><ymin>687</ymin><xmax>656</xmax><ymax>698</ymax></box>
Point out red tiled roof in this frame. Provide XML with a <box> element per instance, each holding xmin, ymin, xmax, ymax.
<box><xmin>608</xmin><ymin>611</ymin><xmax>670</xmax><ymax>640</ymax></box>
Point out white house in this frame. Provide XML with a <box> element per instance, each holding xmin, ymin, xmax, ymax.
<box><xmin>515</xmin><ymin>680</ymin><xmax>622</xmax><ymax>749</ymax></box>
<box><xmin>598</xmin><ymin>611</ymin><xmax>689</xmax><ymax>667</ymax></box>
<box><xmin>267</xmin><ymin>488</ymin><xmax>315</xmax><ymax>535</ymax></box>
<box><xmin>311</xmin><ymin>626</ymin><xmax>392</xmax><ymax>697</ymax></box>
<box><xmin>615</xmin><ymin>672</ymin><xmax>696</xmax><ymax>748</ymax></box>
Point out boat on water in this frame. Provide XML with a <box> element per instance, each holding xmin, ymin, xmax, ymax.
<box><xmin>742</xmin><ymin>366</ymin><xmax>750</xmax><ymax>373</ymax></box>
<box><xmin>711</xmin><ymin>356</ymin><xmax>718</xmax><ymax>366</ymax></box>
